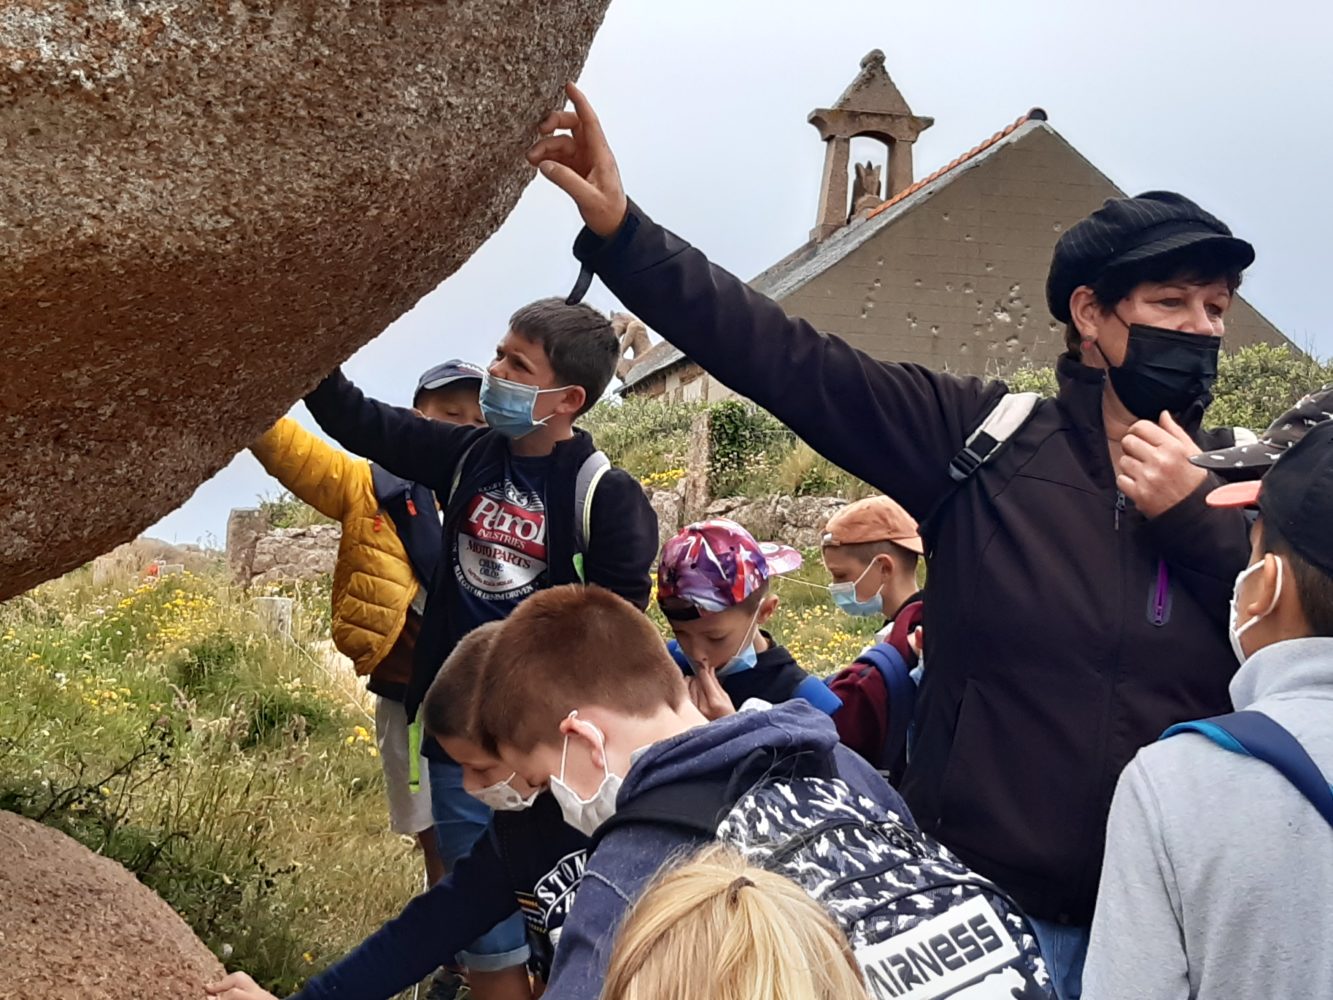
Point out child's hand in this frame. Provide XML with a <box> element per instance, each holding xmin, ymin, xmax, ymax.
<box><xmin>527</xmin><ymin>82</ymin><xmax>629</xmax><ymax>238</ymax></box>
<box><xmin>205</xmin><ymin>971</ymin><xmax>279</xmax><ymax>1000</ymax></box>
<box><xmin>688</xmin><ymin>664</ymin><xmax>736</xmax><ymax>722</ymax></box>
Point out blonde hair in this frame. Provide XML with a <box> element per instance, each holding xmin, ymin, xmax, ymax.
<box><xmin>600</xmin><ymin>845</ymin><xmax>869</xmax><ymax>1000</ymax></box>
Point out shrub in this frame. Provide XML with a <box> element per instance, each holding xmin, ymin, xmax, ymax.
<box><xmin>259</xmin><ymin>490</ymin><xmax>336</xmax><ymax>530</ymax></box>
<box><xmin>579</xmin><ymin>396</ymin><xmax>704</xmax><ymax>480</ymax></box>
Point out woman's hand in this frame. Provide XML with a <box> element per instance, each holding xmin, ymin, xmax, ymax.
<box><xmin>527</xmin><ymin>83</ymin><xmax>629</xmax><ymax>238</ymax></box>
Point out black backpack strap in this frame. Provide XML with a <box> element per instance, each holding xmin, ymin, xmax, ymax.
<box><xmin>370</xmin><ymin>464</ymin><xmax>441</xmax><ymax>586</ymax></box>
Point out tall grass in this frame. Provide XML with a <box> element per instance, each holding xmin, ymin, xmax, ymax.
<box><xmin>0</xmin><ymin>567</ymin><xmax>417</xmax><ymax>996</ymax></box>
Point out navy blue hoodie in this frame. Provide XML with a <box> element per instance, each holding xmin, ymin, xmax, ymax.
<box><xmin>292</xmin><ymin>794</ymin><xmax>588</xmax><ymax>999</ymax></box>
<box><xmin>541</xmin><ymin>700</ymin><xmax>913</xmax><ymax>1000</ymax></box>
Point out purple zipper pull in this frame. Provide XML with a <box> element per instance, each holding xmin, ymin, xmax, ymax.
<box><xmin>1153</xmin><ymin>559</ymin><xmax>1169</xmax><ymax>626</ymax></box>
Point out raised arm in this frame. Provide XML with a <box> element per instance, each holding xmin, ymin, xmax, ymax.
<box><xmin>529</xmin><ymin>84</ymin><xmax>1004</xmax><ymax>519</ymax></box>
<box><xmin>304</xmin><ymin>368</ymin><xmax>484</xmax><ymax>494</ymax></box>
<box><xmin>250</xmin><ymin>418</ymin><xmax>358</xmax><ymax>523</ymax></box>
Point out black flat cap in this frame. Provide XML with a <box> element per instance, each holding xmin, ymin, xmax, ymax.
<box><xmin>1046</xmin><ymin>191</ymin><xmax>1255</xmax><ymax>323</ymax></box>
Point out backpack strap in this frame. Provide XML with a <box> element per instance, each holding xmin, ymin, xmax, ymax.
<box><xmin>948</xmin><ymin>392</ymin><xmax>1042</xmax><ymax>482</ymax></box>
<box><xmin>370</xmin><ymin>464</ymin><xmax>441</xmax><ymax>586</ymax></box>
<box><xmin>447</xmin><ymin>440</ymin><xmax>482</xmax><ymax>508</ymax></box>
<box><xmin>1162</xmin><ymin>710</ymin><xmax>1333</xmax><ymax>828</ymax></box>
<box><xmin>591</xmin><ymin>773</ymin><xmax>733</xmax><ymax>849</ymax></box>
<box><xmin>591</xmin><ymin>746</ymin><xmax>828</xmax><ymax>848</ymax></box>
<box><xmin>572</xmin><ymin>450</ymin><xmax>611</xmax><ymax>583</ymax></box>
<box><xmin>854</xmin><ymin>642</ymin><xmax>916</xmax><ymax>771</ymax></box>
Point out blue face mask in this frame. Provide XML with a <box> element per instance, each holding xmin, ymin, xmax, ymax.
<box><xmin>686</xmin><ymin>606</ymin><xmax>762</xmax><ymax>677</ymax></box>
<box><xmin>829</xmin><ymin>559</ymin><xmax>885</xmax><ymax>618</ymax></box>
<box><xmin>480</xmin><ymin>373</ymin><xmax>569</xmax><ymax>439</ymax></box>
<box><xmin>717</xmin><ymin>643</ymin><xmax>758</xmax><ymax>678</ymax></box>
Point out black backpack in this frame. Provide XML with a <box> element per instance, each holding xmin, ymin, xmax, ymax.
<box><xmin>597</xmin><ymin>750</ymin><xmax>1052</xmax><ymax>1000</ymax></box>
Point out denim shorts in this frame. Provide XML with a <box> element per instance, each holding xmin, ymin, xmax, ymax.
<box><xmin>428</xmin><ymin>757</ymin><xmax>530</xmax><ymax>971</ymax></box>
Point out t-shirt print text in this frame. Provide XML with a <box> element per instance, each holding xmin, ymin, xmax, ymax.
<box><xmin>456</xmin><ymin>480</ymin><xmax>548</xmax><ymax>602</ymax></box>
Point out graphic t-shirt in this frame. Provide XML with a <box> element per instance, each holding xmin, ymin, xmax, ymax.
<box><xmin>450</xmin><ymin>453</ymin><xmax>551</xmax><ymax>631</ymax></box>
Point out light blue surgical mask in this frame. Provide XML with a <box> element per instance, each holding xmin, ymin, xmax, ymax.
<box><xmin>685</xmin><ymin>606</ymin><xmax>762</xmax><ymax>677</ymax></box>
<box><xmin>480</xmin><ymin>373</ymin><xmax>570</xmax><ymax>439</ymax></box>
<box><xmin>718</xmin><ymin>644</ymin><xmax>758</xmax><ymax>678</ymax></box>
<box><xmin>829</xmin><ymin>559</ymin><xmax>885</xmax><ymax>618</ymax></box>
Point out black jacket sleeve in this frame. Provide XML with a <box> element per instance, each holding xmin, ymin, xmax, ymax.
<box><xmin>289</xmin><ymin>828</ymin><xmax>517</xmax><ymax>1000</ymax></box>
<box><xmin>585</xmin><ymin>468</ymin><xmax>658</xmax><ymax>610</ymax></box>
<box><xmin>572</xmin><ymin>203</ymin><xmax>1006</xmax><ymax>519</ymax></box>
<box><xmin>304</xmin><ymin>368</ymin><xmax>484</xmax><ymax>494</ymax></box>
<box><xmin>1144</xmin><ymin>476</ymin><xmax>1250</xmax><ymax>628</ymax></box>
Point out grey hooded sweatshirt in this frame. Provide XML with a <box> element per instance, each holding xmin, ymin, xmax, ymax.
<box><xmin>1084</xmin><ymin>637</ymin><xmax>1333</xmax><ymax>1000</ymax></box>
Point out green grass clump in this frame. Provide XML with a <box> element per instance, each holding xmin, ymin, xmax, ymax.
<box><xmin>0</xmin><ymin>567</ymin><xmax>418</xmax><ymax>996</ymax></box>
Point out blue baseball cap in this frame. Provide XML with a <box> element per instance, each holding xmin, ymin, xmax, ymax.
<box><xmin>413</xmin><ymin>360</ymin><xmax>484</xmax><ymax>405</ymax></box>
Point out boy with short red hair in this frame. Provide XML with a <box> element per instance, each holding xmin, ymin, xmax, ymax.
<box><xmin>472</xmin><ymin>584</ymin><xmax>914</xmax><ymax>1000</ymax></box>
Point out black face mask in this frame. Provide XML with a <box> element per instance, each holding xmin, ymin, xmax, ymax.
<box><xmin>1098</xmin><ymin>324</ymin><xmax>1219</xmax><ymax>420</ymax></box>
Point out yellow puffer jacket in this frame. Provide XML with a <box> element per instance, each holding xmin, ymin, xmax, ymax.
<box><xmin>251</xmin><ymin>418</ymin><xmax>421</xmax><ymax>679</ymax></box>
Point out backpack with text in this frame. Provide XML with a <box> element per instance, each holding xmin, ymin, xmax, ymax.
<box><xmin>597</xmin><ymin>751</ymin><xmax>1052</xmax><ymax>1000</ymax></box>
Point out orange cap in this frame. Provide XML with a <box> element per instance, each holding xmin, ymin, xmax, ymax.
<box><xmin>821</xmin><ymin>496</ymin><xmax>924</xmax><ymax>555</ymax></box>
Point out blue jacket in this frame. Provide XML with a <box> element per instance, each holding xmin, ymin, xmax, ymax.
<box><xmin>542</xmin><ymin>700</ymin><xmax>912</xmax><ymax>999</ymax></box>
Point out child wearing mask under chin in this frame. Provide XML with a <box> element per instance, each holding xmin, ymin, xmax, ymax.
<box><xmin>656</xmin><ymin>519</ymin><xmax>843</xmax><ymax>722</ymax></box>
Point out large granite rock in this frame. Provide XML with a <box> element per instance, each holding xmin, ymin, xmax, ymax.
<box><xmin>0</xmin><ymin>810</ymin><xmax>225</xmax><ymax>998</ymax></box>
<box><xmin>0</xmin><ymin>1</ymin><xmax>609</xmax><ymax>600</ymax></box>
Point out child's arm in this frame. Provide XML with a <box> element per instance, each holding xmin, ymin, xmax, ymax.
<box><xmin>533</xmin><ymin>86</ymin><xmax>1005</xmax><ymax>521</ymax></box>
<box><xmin>583</xmin><ymin>469</ymin><xmax>658</xmax><ymax>610</ymax></box>
<box><xmin>304</xmin><ymin>368</ymin><xmax>484</xmax><ymax>494</ymax></box>
<box><xmin>250</xmin><ymin>418</ymin><xmax>358</xmax><ymax>523</ymax></box>
<box><xmin>287</xmin><ymin>829</ymin><xmax>520</xmax><ymax>1000</ymax></box>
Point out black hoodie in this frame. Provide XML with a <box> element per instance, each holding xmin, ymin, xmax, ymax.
<box><xmin>568</xmin><ymin>202</ymin><xmax>1249</xmax><ymax>924</ymax></box>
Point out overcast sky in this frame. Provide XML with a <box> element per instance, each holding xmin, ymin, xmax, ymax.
<box><xmin>152</xmin><ymin>0</ymin><xmax>1333</xmax><ymax>546</ymax></box>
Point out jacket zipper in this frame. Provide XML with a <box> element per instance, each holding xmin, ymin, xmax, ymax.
<box><xmin>1152</xmin><ymin>559</ymin><xmax>1170</xmax><ymax>627</ymax></box>
<box><xmin>1114</xmin><ymin>490</ymin><xmax>1126</xmax><ymax>532</ymax></box>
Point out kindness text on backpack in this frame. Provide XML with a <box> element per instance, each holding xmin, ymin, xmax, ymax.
<box><xmin>598</xmin><ymin>755</ymin><xmax>1051</xmax><ymax>1000</ymax></box>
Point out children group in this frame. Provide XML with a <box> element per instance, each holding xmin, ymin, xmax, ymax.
<box><xmin>206</xmin><ymin>83</ymin><xmax>1333</xmax><ymax>1000</ymax></box>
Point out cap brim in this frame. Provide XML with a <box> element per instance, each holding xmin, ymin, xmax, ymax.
<box><xmin>1190</xmin><ymin>440</ymin><xmax>1284</xmax><ymax>482</ymax></box>
<box><xmin>894</xmin><ymin>534</ymin><xmax>925</xmax><ymax>555</ymax></box>
<box><xmin>1206</xmin><ymin>479</ymin><xmax>1263</xmax><ymax>508</ymax></box>
<box><xmin>1112</xmin><ymin>232</ymin><xmax>1255</xmax><ymax>272</ymax></box>
<box><xmin>758</xmin><ymin>543</ymin><xmax>804</xmax><ymax>576</ymax></box>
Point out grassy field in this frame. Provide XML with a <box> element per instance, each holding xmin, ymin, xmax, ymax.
<box><xmin>0</xmin><ymin>551</ymin><xmax>879</xmax><ymax>994</ymax></box>
<box><xmin>0</xmin><ymin>565</ymin><xmax>419</xmax><ymax>996</ymax></box>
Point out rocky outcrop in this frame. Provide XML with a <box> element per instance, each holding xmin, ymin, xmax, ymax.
<box><xmin>0</xmin><ymin>1</ymin><xmax>610</xmax><ymax>600</ymax></box>
<box><xmin>704</xmin><ymin>495</ymin><xmax>849</xmax><ymax>550</ymax></box>
<box><xmin>0</xmin><ymin>810</ymin><xmax>225</xmax><ymax>999</ymax></box>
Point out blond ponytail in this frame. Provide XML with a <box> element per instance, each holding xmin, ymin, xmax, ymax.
<box><xmin>600</xmin><ymin>844</ymin><xmax>869</xmax><ymax>1000</ymax></box>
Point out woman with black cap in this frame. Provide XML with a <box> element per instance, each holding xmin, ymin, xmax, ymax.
<box><xmin>528</xmin><ymin>84</ymin><xmax>1259</xmax><ymax>999</ymax></box>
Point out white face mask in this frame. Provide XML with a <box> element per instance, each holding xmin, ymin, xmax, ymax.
<box><xmin>1228</xmin><ymin>557</ymin><xmax>1284</xmax><ymax>663</ymax></box>
<box><xmin>471</xmin><ymin>772</ymin><xmax>539</xmax><ymax>812</ymax></box>
<box><xmin>549</xmin><ymin>711</ymin><xmax>622</xmax><ymax>837</ymax></box>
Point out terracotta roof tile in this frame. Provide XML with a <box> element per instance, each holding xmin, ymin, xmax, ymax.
<box><xmin>865</xmin><ymin>108</ymin><xmax>1047</xmax><ymax>222</ymax></box>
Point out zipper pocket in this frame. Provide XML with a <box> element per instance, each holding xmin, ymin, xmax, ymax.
<box><xmin>1147</xmin><ymin>559</ymin><xmax>1172</xmax><ymax>627</ymax></box>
